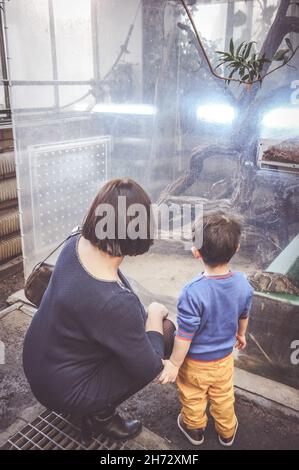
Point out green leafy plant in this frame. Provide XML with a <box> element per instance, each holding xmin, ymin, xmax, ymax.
<box><xmin>216</xmin><ymin>40</ymin><xmax>269</xmax><ymax>84</ymax></box>
<box><xmin>216</xmin><ymin>38</ymin><xmax>297</xmax><ymax>86</ymax></box>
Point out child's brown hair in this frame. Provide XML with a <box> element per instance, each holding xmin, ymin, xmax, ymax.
<box><xmin>193</xmin><ymin>212</ymin><xmax>241</xmax><ymax>266</ymax></box>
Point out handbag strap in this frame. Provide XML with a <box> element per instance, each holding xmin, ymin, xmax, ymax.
<box><xmin>33</xmin><ymin>226</ymin><xmax>81</xmax><ymax>270</ymax></box>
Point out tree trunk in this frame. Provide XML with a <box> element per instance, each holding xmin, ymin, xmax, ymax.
<box><xmin>233</xmin><ymin>0</ymin><xmax>294</xmax><ymax>149</ymax></box>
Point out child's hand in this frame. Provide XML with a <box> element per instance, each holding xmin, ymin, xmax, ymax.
<box><xmin>235</xmin><ymin>334</ymin><xmax>247</xmax><ymax>350</ymax></box>
<box><xmin>158</xmin><ymin>360</ymin><xmax>179</xmax><ymax>384</ymax></box>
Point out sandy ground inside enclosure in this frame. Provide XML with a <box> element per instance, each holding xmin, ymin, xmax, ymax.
<box><xmin>122</xmin><ymin>250</ymin><xmax>254</xmax><ymax>301</ymax></box>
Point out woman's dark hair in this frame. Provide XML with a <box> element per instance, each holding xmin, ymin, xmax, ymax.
<box><xmin>193</xmin><ymin>212</ymin><xmax>241</xmax><ymax>267</ymax></box>
<box><xmin>82</xmin><ymin>178</ymin><xmax>154</xmax><ymax>257</ymax></box>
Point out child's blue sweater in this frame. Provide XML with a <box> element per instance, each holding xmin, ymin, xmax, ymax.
<box><xmin>177</xmin><ymin>272</ymin><xmax>254</xmax><ymax>361</ymax></box>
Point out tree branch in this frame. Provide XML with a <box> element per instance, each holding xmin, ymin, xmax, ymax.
<box><xmin>259</xmin><ymin>0</ymin><xmax>292</xmax><ymax>70</ymax></box>
<box><xmin>263</xmin><ymin>46</ymin><xmax>299</xmax><ymax>79</ymax></box>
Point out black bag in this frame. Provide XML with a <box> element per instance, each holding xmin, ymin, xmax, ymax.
<box><xmin>24</xmin><ymin>227</ymin><xmax>81</xmax><ymax>307</ymax></box>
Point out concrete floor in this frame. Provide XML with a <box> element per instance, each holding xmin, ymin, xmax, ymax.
<box><xmin>120</xmin><ymin>382</ymin><xmax>299</xmax><ymax>450</ymax></box>
<box><xmin>0</xmin><ymin>306</ymin><xmax>36</xmax><ymax>435</ymax></box>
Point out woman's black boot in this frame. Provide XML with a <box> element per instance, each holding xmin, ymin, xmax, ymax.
<box><xmin>80</xmin><ymin>408</ymin><xmax>114</xmax><ymax>446</ymax></box>
<box><xmin>80</xmin><ymin>409</ymin><xmax>142</xmax><ymax>445</ymax></box>
<box><xmin>93</xmin><ymin>411</ymin><xmax>142</xmax><ymax>441</ymax></box>
<box><xmin>80</xmin><ymin>416</ymin><xmax>94</xmax><ymax>447</ymax></box>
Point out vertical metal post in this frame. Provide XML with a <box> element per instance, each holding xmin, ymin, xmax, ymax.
<box><xmin>91</xmin><ymin>0</ymin><xmax>100</xmax><ymax>101</ymax></box>
<box><xmin>245</xmin><ymin>0</ymin><xmax>253</xmax><ymax>42</ymax></box>
<box><xmin>48</xmin><ymin>0</ymin><xmax>59</xmax><ymax>109</ymax></box>
<box><xmin>0</xmin><ymin>1</ymin><xmax>10</xmax><ymax>115</ymax></box>
<box><xmin>224</xmin><ymin>1</ymin><xmax>235</xmax><ymax>52</ymax></box>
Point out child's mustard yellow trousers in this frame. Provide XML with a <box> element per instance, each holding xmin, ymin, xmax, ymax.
<box><xmin>176</xmin><ymin>353</ymin><xmax>237</xmax><ymax>438</ymax></box>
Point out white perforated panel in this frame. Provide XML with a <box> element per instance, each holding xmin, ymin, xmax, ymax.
<box><xmin>28</xmin><ymin>136</ymin><xmax>111</xmax><ymax>253</ymax></box>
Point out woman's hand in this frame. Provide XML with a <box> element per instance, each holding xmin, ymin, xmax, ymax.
<box><xmin>147</xmin><ymin>302</ymin><xmax>169</xmax><ymax>320</ymax></box>
<box><xmin>158</xmin><ymin>359</ymin><xmax>179</xmax><ymax>384</ymax></box>
<box><xmin>146</xmin><ymin>302</ymin><xmax>168</xmax><ymax>335</ymax></box>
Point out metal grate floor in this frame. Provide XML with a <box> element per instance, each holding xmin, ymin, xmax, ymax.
<box><xmin>4</xmin><ymin>409</ymin><xmax>132</xmax><ymax>450</ymax></box>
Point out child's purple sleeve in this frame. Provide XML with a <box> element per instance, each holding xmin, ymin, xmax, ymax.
<box><xmin>239</xmin><ymin>285</ymin><xmax>254</xmax><ymax>319</ymax></box>
<box><xmin>176</xmin><ymin>290</ymin><xmax>201</xmax><ymax>342</ymax></box>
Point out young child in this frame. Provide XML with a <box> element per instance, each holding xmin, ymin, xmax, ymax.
<box><xmin>158</xmin><ymin>212</ymin><xmax>254</xmax><ymax>447</ymax></box>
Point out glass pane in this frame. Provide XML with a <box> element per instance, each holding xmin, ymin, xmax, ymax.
<box><xmin>5</xmin><ymin>0</ymin><xmax>52</xmax><ymax>81</ymax></box>
<box><xmin>53</xmin><ymin>0</ymin><xmax>93</xmax><ymax>80</ymax></box>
